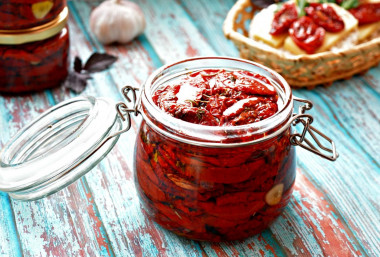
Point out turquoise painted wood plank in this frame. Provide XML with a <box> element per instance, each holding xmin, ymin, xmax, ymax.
<box><xmin>271</xmin><ymin>169</ymin><xmax>366</xmax><ymax>256</ymax></box>
<box><xmin>136</xmin><ymin>0</ymin><xmax>217</xmax><ymax>63</ymax></box>
<box><xmin>10</xmin><ymin>188</ymin><xmax>112</xmax><ymax>256</ymax></box>
<box><xmin>307</xmin><ymin>79</ymin><xmax>379</xmax><ymax>160</ymax></box>
<box><xmin>178</xmin><ymin>0</ymin><xmax>239</xmax><ymax>57</ymax></box>
<box><xmin>0</xmin><ymin>92</ymin><xmax>58</xmax><ymax>257</ymax></box>
<box><xmin>0</xmin><ymin>192</ymin><xmax>22</xmax><ymax>257</ymax></box>
<box><xmin>363</xmin><ymin>68</ymin><xmax>380</xmax><ymax>95</ymax></box>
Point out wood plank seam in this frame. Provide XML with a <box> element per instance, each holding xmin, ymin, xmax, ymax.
<box><xmin>297</xmin><ymin>162</ymin><xmax>373</xmax><ymax>256</ymax></box>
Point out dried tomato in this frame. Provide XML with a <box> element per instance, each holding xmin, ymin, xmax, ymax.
<box><xmin>289</xmin><ymin>16</ymin><xmax>325</xmax><ymax>54</ymax></box>
<box><xmin>135</xmin><ymin>114</ymin><xmax>296</xmax><ymax>241</ymax></box>
<box><xmin>0</xmin><ymin>0</ymin><xmax>67</xmax><ymax>30</ymax></box>
<box><xmin>270</xmin><ymin>2</ymin><xmax>298</xmax><ymax>35</ymax></box>
<box><xmin>349</xmin><ymin>3</ymin><xmax>380</xmax><ymax>25</ymax></box>
<box><xmin>305</xmin><ymin>3</ymin><xmax>345</xmax><ymax>32</ymax></box>
<box><xmin>135</xmin><ymin>69</ymin><xmax>297</xmax><ymax>241</ymax></box>
<box><xmin>153</xmin><ymin>69</ymin><xmax>278</xmax><ymax>126</ymax></box>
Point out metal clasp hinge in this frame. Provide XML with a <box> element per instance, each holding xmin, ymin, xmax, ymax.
<box><xmin>290</xmin><ymin>97</ymin><xmax>339</xmax><ymax>161</ymax></box>
<box><xmin>114</xmin><ymin>85</ymin><xmax>141</xmax><ymax>135</ymax></box>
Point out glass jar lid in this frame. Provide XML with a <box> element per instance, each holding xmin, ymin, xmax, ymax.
<box><xmin>0</xmin><ymin>96</ymin><xmax>121</xmax><ymax>201</ymax></box>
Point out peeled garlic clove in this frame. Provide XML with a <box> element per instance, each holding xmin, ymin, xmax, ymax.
<box><xmin>32</xmin><ymin>1</ymin><xmax>53</xmax><ymax>19</ymax></box>
<box><xmin>265</xmin><ymin>183</ymin><xmax>284</xmax><ymax>206</ymax></box>
<box><xmin>90</xmin><ymin>0</ymin><xmax>146</xmax><ymax>45</ymax></box>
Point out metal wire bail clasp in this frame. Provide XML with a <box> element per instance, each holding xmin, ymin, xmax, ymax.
<box><xmin>115</xmin><ymin>85</ymin><xmax>140</xmax><ymax>134</ymax></box>
<box><xmin>290</xmin><ymin>97</ymin><xmax>339</xmax><ymax>161</ymax></box>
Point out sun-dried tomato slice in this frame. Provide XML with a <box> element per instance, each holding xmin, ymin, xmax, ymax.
<box><xmin>270</xmin><ymin>2</ymin><xmax>298</xmax><ymax>35</ymax></box>
<box><xmin>305</xmin><ymin>3</ymin><xmax>345</xmax><ymax>32</ymax></box>
<box><xmin>289</xmin><ymin>16</ymin><xmax>325</xmax><ymax>54</ymax></box>
<box><xmin>349</xmin><ymin>3</ymin><xmax>380</xmax><ymax>25</ymax></box>
<box><xmin>153</xmin><ymin>69</ymin><xmax>278</xmax><ymax>126</ymax></box>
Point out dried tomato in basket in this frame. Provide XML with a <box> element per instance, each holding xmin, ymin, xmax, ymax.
<box><xmin>270</xmin><ymin>2</ymin><xmax>298</xmax><ymax>35</ymax></box>
<box><xmin>349</xmin><ymin>3</ymin><xmax>380</xmax><ymax>25</ymax></box>
<box><xmin>289</xmin><ymin>16</ymin><xmax>325</xmax><ymax>54</ymax></box>
<box><xmin>305</xmin><ymin>3</ymin><xmax>345</xmax><ymax>32</ymax></box>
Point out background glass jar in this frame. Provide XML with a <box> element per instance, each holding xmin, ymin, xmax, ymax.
<box><xmin>0</xmin><ymin>0</ymin><xmax>67</xmax><ymax>30</ymax></box>
<box><xmin>0</xmin><ymin>7</ymin><xmax>69</xmax><ymax>93</ymax></box>
<box><xmin>134</xmin><ymin>58</ymin><xmax>299</xmax><ymax>241</ymax></box>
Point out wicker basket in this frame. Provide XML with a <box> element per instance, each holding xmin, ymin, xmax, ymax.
<box><xmin>223</xmin><ymin>0</ymin><xmax>380</xmax><ymax>88</ymax></box>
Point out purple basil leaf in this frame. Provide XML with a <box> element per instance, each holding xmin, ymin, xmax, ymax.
<box><xmin>251</xmin><ymin>0</ymin><xmax>277</xmax><ymax>8</ymax></box>
<box><xmin>83</xmin><ymin>52</ymin><xmax>117</xmax><ymax>73</ymax></box>
<box><xmin>74</xmin><ymin>56</ymin><xmax>83</xmax><ymax>73</ymax></box>
<box><xmin>63</xmin><ymin>72</ymin><xmax>92</xmax><ymax>93</ymax></box>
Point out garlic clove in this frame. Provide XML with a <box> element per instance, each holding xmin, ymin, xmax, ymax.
<box><xmin>32</xmin><ymin>1</ymin><xmax>54</xmax><ymax>19</ymax></box>
<box><xmin>265</xmin><ymin>183</ymin><xmax>284</xmax><ymax>206</ymax></box>
<box><xmin>90</xmin><ymin>0</ymin><xmax>146</xmax><ymax>45</ymax></box>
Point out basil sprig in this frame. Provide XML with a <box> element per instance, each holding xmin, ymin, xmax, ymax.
<box><xmin>340</xmin><ymin>0</ymin><xmax>359</xmax><ymax>9</ymax></box>
<box><xmin>318</xmin><ymin>0</ymin><xmax>359</xmax><ymax>9</ymax></box>
<box><xmin>297</xmin><ymin>0</ymin><xmax>308</xmax><ymax>17</ymax></box>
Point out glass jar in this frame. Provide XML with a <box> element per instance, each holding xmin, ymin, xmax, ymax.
<box><xmin>0</xmin><ymin>7</ymin><xmax>69</xmax><ymax>93</ymax></box>
<box><xmin>0</xmin><ymin>57</ymin><xmax>337</xmax><ymax>241</ymax></box>
<box><xmin>132</xmin><ymin>58</ymin><xmax>296</xmax><ymax>241</ymax></box>
<box><xmin>0</xmin><ymin>0</ymin><xmax>67</xmax><ymax>30</ymax></box>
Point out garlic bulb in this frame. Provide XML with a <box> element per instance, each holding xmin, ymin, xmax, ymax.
<box><xmin>90</xmin><ymin>0</ymin><xmax>146</xmax><ymax>44</ymax></box>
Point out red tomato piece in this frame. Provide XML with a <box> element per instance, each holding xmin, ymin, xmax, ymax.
<box><xmin>270</xmin><ymin>2</ymin><xmax>298</xmax><ymax>35</ymax></box>
<box><xmin>153</xmin><ymin>69</ymin><xmax>278</xmax><ymax>126</ymax></box>
<box><xmin>349</xmin><ymin>3</ymin><xmax>380</xmax><ymax>25</ymax></box>
<box><xmin>269</xmin><ymin>3</ymin><xmax>298</xmax><ymax>35</ymax></box>
<box><xmin>289</xmin><ymin>16</ymin><xmax>325</xmax><ymax>54</ymax></box>
<box><xmin>305</xmin><ymin>3</ymin><xmax>345</xmax><ymax>32</ymax></box>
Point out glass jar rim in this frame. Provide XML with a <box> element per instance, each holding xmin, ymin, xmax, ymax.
<box><xmin>0</xmin><ymin>7</ymin><xmax>68</xmax><ymax>45</ymax></box>
<box><xmin>140</xmin><ymin>56</ymin><xmax>294</xmax><ymax>147</ymax></box>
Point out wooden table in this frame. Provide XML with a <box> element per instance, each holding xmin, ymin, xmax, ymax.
<box><xmin>1</xmin><ymin>0</ymin><xmax>379</xmax><ymax>256</ymax></box>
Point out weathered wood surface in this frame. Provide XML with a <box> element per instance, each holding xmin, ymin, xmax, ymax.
<box><xmin>0</xmin><ymin>0</ymin><xmax>379</xmax><ymax>256</ymax></box>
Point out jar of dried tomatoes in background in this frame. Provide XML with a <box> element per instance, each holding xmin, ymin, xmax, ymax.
<box><xmin>0</xmin><ymin>6</ymin><xmax>69</xmax><ymax>93</ymax></box>
<box><xmin>0</xmin><ymin>0</ymin><xmax>67</xmax><ymax>30</ymax></box>
<box><xmin>132</xmin><ymin>57</ymin><xmax>338</xmax><ymax>241</ymax></box>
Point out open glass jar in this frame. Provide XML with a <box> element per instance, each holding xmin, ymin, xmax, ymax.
<box><xmin>0</xmin><ymin>57</ymin><xmax>337</xmax><ymax>241</ymax></box>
